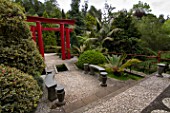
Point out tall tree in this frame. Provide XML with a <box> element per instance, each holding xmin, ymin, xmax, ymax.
<box><xmin>103</xmin><ymin>10</ymin><xmax>141</xmax><ymax>53</ymax></box>
<box><xmin>82</xmin><ymin>0</ymin><xmax>88</xmax><ymax>16</ymax></box>
<box><xmin>68</xmin><ymin>0</ymin><xmax>85</xmax><ymax>36</ymax></box>
<box><xmin>131</xmin><ymin>1</ymin><xmax>151</xmax><ymax>18</ymax></box>
<box><xmin>88</xmin><ymin>5</ymin><xmax>102</xmax><ymax>21</ymax></box>
<box><xmin>136</xmin><ymin>15</ymin><xmax>170</xmax><ymax>51</ymax></box>
<box><xmin>44</xmin><ymin>0</ymin><xmax>61</xmax><ymax>18</ymax></box>
<box><xmin>61</xmin><ymin>9</ymin><xmax>66</xmax><ymax>19</ymax></box>
<box><xmin>103</xmin><ymin>0</ymin><xmax>115</xmax><ymax>24</ymax></box>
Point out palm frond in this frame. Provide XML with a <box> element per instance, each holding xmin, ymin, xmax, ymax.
<box><xmin>84</xmin><ymin>38</ymin><xmax>98</xmax><ymax>44</ymax></box>
<box><xmin>118</xmin><ymin>53</ymin><xmax>127</xmax><ymax>67</ymax></box>
<box><xmin>107</xmin><ymin>28</ymin><xmax>123</xmax><ymax>36</ymax></box>
<box><xmin>96</xmin><ymin>17</ymin><xmax>102</xmax><ymax>28</ymax></box>
<box><xmin>105</xmin><ymin>54</ymin><xmax>119</xmax><ymax>66</ymax></box>
<box><xmin>102</xmin><ymin>37</ymin><xmax>114</xmax><ymax>44</ymax></box>
<box><xmin>119</xmin><ymin>59</ymin><xmax>141</xmax><ymax>72</ymax></box>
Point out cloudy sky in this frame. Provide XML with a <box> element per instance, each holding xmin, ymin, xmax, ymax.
<box><xmin>40</xmin><ymin>0</ymin><xmax>170</xmax><ymax>17</ymax></box>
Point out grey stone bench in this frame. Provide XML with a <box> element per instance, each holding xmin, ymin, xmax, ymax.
<box><xmin>84</xmin><ymin>64</ymin><xmax>108</xmax><ymax>87</ymax></box>
<box><xmin>89</xmin><ymin>64</ymin><xmax>106</xmax><ymax>75</ymax></box>
<box><xmin>44</xmin><ymin>72</ymin><xmax>65</xmax><ymax>104</ymax></box>
<box><xmin>44</xmin><ymin>73</ymin><xmax>58</xmax><ymax>101</ymax></box>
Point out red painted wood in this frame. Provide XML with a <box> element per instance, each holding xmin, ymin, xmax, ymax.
<box><xmin>60</xmin><ymin>24</ymin><xmax>65</xmax><ymax>60</ymax></box>
<box><xmin>36</xmin><ymin>22</ymin><xmax>44</xmax><ymax>58</ymax></box>
<box><xmin>42</xmin><ymin>27</ymin><xmax>60</xmax><ymax>31</ymax></box>
<box><xmin>30</xmin><ymin>26</ymin><xmax>36</xmax><ymax>42</ymax></box>
<box><xmin>27</xmin><ymin>16</ymin><xmax>75</xmax><ymax>25</ymax></box>
<box><xmin>66</xmin><ymin>28</ymin><xmax>71</xmax><ymax>59</ymax></box>
<box><xmin>42</xmin><ymin>27</ymin><xmax>73</xmax><ymax>32</ymax></box>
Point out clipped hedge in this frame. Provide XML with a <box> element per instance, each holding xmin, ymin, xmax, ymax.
<box><xmin>0</xmin><ymin>65</ymin><xmax>42</xmax><ymax>113</ymax></box>
<box><xmin>0</xmin><ymin>0</ymin><xmax>45</xmax><ymax>77</ymax></box>
<box><xmin>77</xmin><ymin>50</ymin><xmax>106</xmax><ymax>69</ymax></box>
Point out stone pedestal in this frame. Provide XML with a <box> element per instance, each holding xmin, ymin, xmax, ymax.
<box><xmin>47</xmin><ymin>85</ymin><xmax>57</xmax><ymax>101</ymax></box>
<box><xmin>156</xmin><ymin>63</ymin><xmax>166</xmax><ymax>77</ymax></box>
<box><xmin>55</xmin><ymin>85</ymin><xmax>65</xmax><ymax>106</ymax></box>
<box><xmin>84</xmin><ymin>63</ymin><xmax>89</xmax><ymax>74</ymax></box>
<box><xmin>100</xmin><ymin>72</ymin><xmax>108</xmax><ymax>87</ymax></box>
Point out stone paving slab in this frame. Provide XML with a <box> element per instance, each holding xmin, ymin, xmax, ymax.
<box><xmin>141</xmin><ymin>82</ymin><xmax>170</xmax><ymax>113</ymax></box>
<box><xmin>72</xmin><ymin>76</ymin><xmax>170</xmax><ymax>113</ymax></box>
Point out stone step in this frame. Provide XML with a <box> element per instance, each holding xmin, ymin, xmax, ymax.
<box><xmin>71</xmin><ymin>75</ymin><xmax>170</xmax><ymax>113</ymax></box>
<box><xmin>63</xmin><ymin>78</ymin><xmax>141</xmax><ymax>113</ymax></box>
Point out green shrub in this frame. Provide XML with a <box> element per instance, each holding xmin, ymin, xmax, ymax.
<box><xmin>77</xmin><ymin>50</ymin><xmax>106</xmax><ymax>69</ymax></box>
<box><xmin>0</xmin><ymin>65</ymin><xmax>42</xmax><ymax>113</ymax></box>
<box><xmin>0</xmin><ymin>0</ymin><xmax>45</xmax><ymax>77</ymax></box>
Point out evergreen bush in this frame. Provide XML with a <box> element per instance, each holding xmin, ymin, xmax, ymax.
<box><xmin>77</xmin><ymin>50</ymin><xmax>106</xmax><ymax>69</ymax></box>
<box><xmin>0</xmin><ymin>65</ymin><xmax>42</xmax><ymax>113</ymax></box>
<box><xmin>0</xmin><ymin>0</ymin><xmax>45</xmax><ymax>77</ymax></box>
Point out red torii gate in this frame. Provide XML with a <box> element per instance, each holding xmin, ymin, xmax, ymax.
<box><xmin>26</xmin><ymin>16</ymin><xmax>75</xmax><ymax>60</ymax></box>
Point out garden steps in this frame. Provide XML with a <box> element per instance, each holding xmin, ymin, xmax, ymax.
<box><xmin>61</xmin><ymin>77</ymin><xmax>144</xmax><ymax>113</ymax></box>
<box><xmin>71</xmin><ymin>75</ymin><xmax>170</xmax><ymax>113</ymax></box>
<box><xmin>62</xmin><ymin>79</ymin><xmax>138</xmax><ymax>113</ymax></box>
<box><xmin>124</xmin><ymin>69</ymin><xmax>147</xmax><ymax>77</ymax></box>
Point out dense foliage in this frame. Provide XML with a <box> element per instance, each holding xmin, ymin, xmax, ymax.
<box><xmin>135</xmin><ymin>14</ymin><xmax>170</xmax><ymax>51</ymax></box>
<box><xmin>77</xmin><ymin>50</ymin><xmax>106</xmax><ymax>69</ymax></box>
<box><xmin>13</xmin><ymin>0</ymin><xmax>170</xmax><ymax>58</ymax></box>
<box><xmin>0</xmin><ymin>0</ymin><xmax>45</xmax><ymax>77</ymax></box>
<box><xmin>42</xmin><ymin>11</ymin><xmax>58</xmax><ymax>53</ymax></box>
<box><xmin>68</xmin><ymin>0</ymin><xmax>85</xmax><ymax>36</ymax></box>
<box><xmin>14</xmin><ymin>0</ymin><xmax>61</xmax><ymax>17</ymax></box>
<box><xmin>0</xmin><ymin>65</ymin><xmax>42</xmax><ymax>113</ymax></box>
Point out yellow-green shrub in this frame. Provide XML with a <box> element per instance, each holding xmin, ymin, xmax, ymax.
<box><xmin>0</xmin><ymin>0</ymin><xmax>45</xmax><ymax>78</ymax></box>
<box><xmin>0</xmin><ymin>65</ymin><xmax>42</xmax><ymax>113</ymax></box>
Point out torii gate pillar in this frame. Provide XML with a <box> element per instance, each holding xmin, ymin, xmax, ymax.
<box><xmin>60</xmin><ymin>24</ymin><xmax>65</xmax><ymax>60</ymax></box>
<box><xmin>66</xmin><ymin>28</ymin><xmax>71</xmax><ymax>59</ymax></box>
<box><xmin>36</xmin><ymin>21</ymin><xmax>44</xmax><ymax>58</ymax></box>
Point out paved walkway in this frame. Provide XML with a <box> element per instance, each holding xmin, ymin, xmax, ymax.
<box><xmin>36</xmin><ymin>53</ymin><xmax>170</xmax><ymax>113</ymax></box>
<box><xmin>72</xmin><ymin>76</ymin><xmax>170</xmax><ymax>113</ymax></box>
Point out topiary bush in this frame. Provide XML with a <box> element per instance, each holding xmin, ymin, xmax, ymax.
<box><xmin>77</xmin><ymin>50</ymin><xmax>106</xmax><ymax>69</ymax></box>
<box><xmin>0</xmin><ymin>65</ymin><xmax>42</xmax><ymax>113</ymax></box>
<box><xmin>0</xmin><ymin>0</ymin><xmax>45</xmax><ymax>78</ymax></box>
